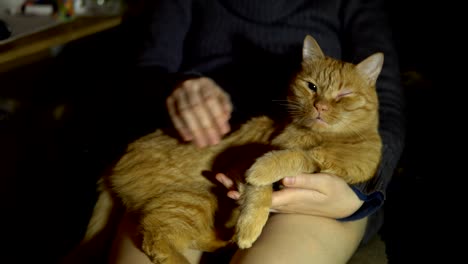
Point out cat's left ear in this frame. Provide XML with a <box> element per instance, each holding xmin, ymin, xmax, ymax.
<box><xmin>356</xmin><ymin>52</ymin><xmax>384</xmax><ymax>85</ymax></box>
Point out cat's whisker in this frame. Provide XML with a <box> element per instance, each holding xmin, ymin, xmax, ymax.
<box><xmin>327</xmin><ymin>115</ymin><xmax>368</xmax><ymax>141</ymax></box>
<box><xmin>285</xmin><ymin>104</ymin><xmax>304</xmax><ymax>111</ymax></box>
<box><xmin>287</xmin><ymin>110</ymin><xmax>307</xmax><ymax>118</ymax></box>
<box><xmin>285</xmin><ymin>101</ymin><xmax>304</xmax><ymax>110</ymax></box>
<box><xmin>273</xmin><ymin>99</ymin><xmax>300</xmax><ymax>108</ymax></box>
<box><xmin>273</xmin><ymin>100</ymin><xmax>301</xmax><ymax>112</ymax></box>
<box><xmin>83</xmin><ymin>35</ymin><xmax>384</xmax><ymax>261</ymax></box>
<box><xmin>286</xmin><ymin>108</ymin><xmax>305</xmax><ymax>114</ymax></box>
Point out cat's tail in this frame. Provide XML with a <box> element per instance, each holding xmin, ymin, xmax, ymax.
<box><xmin>141</xmin><ymin>232</ymin><xmax>192</xmax><ymax>264</ymax></box>
<box><xmin>140</xmin><ymin>214</ymin><xmax>229</xmax><ymax>264</ymax></box>
<box><xmin>84</xmin><ymin>182</ymin><xmax>121</xmax><ymax>241</ymax></box>
<box><xmin>61</xmin><ymin>179</ymin><xmax>122</xmax><ymax>264</ymax></box>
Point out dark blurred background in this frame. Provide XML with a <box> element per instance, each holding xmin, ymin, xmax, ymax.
<box><xmin>0</xmin><ymin>1</ymin><xmax>457</xmax><ymax>263</ymax></box>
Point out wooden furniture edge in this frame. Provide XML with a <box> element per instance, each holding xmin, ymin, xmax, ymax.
<box><xmin>0</xmin><ymin>16</ymin><xmax>122</xmax><ymax>68</ymax></box>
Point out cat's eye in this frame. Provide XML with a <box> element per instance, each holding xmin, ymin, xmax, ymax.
<box><xmin>336</xmin><ymin>91</ymin><xmax>353</xmax><ymax>100</ymax></box>
<box><xmin>307</xmin><ymin>82</ymin><xmax>317</xmax><ymax>92</ymax></box>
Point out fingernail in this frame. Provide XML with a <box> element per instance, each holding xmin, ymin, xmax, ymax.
<box><xmin>228</xmin><ymin>191</ymin><xmax>240</xmax><ymax>200</ymax></box>
<box><xmin>211</xmin><ymin>136</ymin><xmax>220</xmax><ymax>145</ymax></box>
<box><xmin>195</xmin><ymin>138</ymin><xmax>206</xmax><ymax>148</ymax></box>
<box><xmin>283</xmin><ymin>177</ymin><xmax>294</xmax><ymax>185</ymax></box>
<box><xmin>220</xmin><ymin>124</ymin><xmax>229</xmax><ymax>134</ymax></box>
<box><xmin>215</xmin><ymin>174</ymin><xmax>223</xmax><ymax>182</ymax></box>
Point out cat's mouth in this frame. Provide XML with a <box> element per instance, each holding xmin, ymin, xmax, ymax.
<box><xmin>313</xmin><ymin>117</ymin><xmax>329</xmax><ymax>128</ymax></box>
<box><xmin>316</xmin><ymin>117</ymin><xmax>327</xmax><ymax>125</ymax></box>
<box><xmin>301</xmin><ymin>116</ymin><xmax>328</xmax><ymax>128</ymax></box>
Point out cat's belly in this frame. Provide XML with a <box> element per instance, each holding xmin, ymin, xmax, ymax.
<box><xmin>109</xmin><ymin>116</ymin><xmax>277</xmax><ymax>210</ymax></box>
<box><xmin>108</xmin><ymin>133</ymin><xmax>221</xmax><ymax>210</ymax></box>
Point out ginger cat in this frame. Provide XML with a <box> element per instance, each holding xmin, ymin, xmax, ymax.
<box><xmin>80</xmin><ymin>35</ymin><xmax>383</xmax><ymax>264</ymax></box>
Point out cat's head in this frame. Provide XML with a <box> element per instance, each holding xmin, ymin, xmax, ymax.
<box><xmin>287</xmin><ymin>35</ymin><xmax>383</xmax><ymax>135</ymax></box>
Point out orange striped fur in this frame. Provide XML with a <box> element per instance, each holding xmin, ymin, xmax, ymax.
<box><xmin>81</xmin><ymin>35</ymin><xmax>383</xmax><ymax>263</ymax></box>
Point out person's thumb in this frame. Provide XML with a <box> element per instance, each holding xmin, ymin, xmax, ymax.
<box><xmin>281</xmin><ymin>173</ymin><xmax>330</xmax><ymax>193</ymax></box>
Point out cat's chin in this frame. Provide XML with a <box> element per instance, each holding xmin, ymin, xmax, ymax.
<box><xmin>315</xmin><ymin>118</ymin><xmax>328</xmax><ymax>126</ymax></box>
<box><xmin>300</xmin><ymin>117</ymin><xmax>328</xmax><ymax>129</ymax></box>
<box><xmin>311</xmin><ymin>121</ymin><xmax>329</xmax><ymax>132</ymax></box>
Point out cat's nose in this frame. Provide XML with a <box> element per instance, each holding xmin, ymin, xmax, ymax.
<box><xmin>315</xmin><ymin>102</ymin><xmax>329</xmax><ymax>112</ymax></box>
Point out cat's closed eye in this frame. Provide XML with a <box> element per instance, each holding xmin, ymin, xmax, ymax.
<box><xmin>336</xmin><ymin>90</ymin><xmax>353</xmax><ymax>101</ymax></box>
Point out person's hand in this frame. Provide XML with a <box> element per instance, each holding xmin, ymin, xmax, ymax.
<box><xmin>166</xmin><ymin>77</ymin><xmax>233</xmax><ymax>148</ymax></box>
<box><xmin>215</xmin><ymin>172</ymin><xmax>363</xmax><ymax>219</ymax></box>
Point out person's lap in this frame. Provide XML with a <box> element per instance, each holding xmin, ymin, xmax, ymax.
<box><xmin>109</xmin><ymin>213</ymin><xmax>368</xmax><ymax>264</ymax></box>
<box><xmin>229</xmin><ymin>214</ymin><xmax>367</xmax><ymax>264</ymax></box>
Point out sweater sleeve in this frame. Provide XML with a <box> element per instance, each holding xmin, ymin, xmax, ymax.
<box><xmin>135</xmin><ymin>0</ymin><xmax>193</xmax><ymax>71</ymax></box>
<box><xmin>338</xmin><ymin>0</ymin><xmax>406</xmax><ymax>220</ymax></box>
<box><xmin>122</xmin><ymin>0</ymin><xmax>195</xmax><ymax>121</ymax></box>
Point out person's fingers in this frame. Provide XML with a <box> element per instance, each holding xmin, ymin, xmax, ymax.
<box><xmin>281</xmin><ymin>173</ymin><xmax>330</xmax><ymax>193</ymax></box>
<box><xmin>202</xmin><ymin>86</ymin><xmax>232</xmax><ymax>135</ymax></box>
<box><xmin>215</xmin><ymin>173</ymin><xmax>234</xmax><ymax>189</ymax></box>
<box><xmin>175</xmin><ymin>87</ymin><xmax>208</xmax><ymax>148</ymax></box>
<box><xmin>271</xmin><ymin>188</ymin><xmax>297</xmax><ymax>208</ymax></box>
<box><xmin>177</xmin><ymin>78</ymin><xmax>233</xmax><ymax>147</ymax></box>
<box><xmin>204</xmin><ymin>95</ymin><xmax>230</xmax><ymax>135</ymax></box>
<box><xmin>166</xmin><ymin>94</ymin><xmax>192</xmax><ymax>141</ymax></box>
<box><xmin>271</xmin><ymin>187</ymin><xmax>326</xmax><ymax>209</ymax></box>
<box><xmin>215</xmin><ymin>173</ymin><xmax>240</xmax><ymax>200</ymax></box>
<box><xmin>187</xmin><ymin>85</ymin><xmax>222</xmax><ymax>146</ymax></box>
<box><xmin>227</xmin><ymin>190</ymin><xmax>240</xmax><ymax>200</ymax></box>
<box><xmin>218</xmin><ymin>90</ymin><xmax>233</xmax><ymax>116</ymax></box>
<box><xmin>167</xmin><ymin>77</ymin><xmax>232</xmax><ymax>147</ymax></box>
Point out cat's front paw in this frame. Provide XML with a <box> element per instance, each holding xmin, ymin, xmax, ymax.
<box><xmin>234</xmin><ymin>208</ymin><xmax>270</xmax><ymax>249</ymax></box>
<box><xmin>246</xmin><ymin>154</ymin><xmax>282</xmax><ymax>186</ymax></box>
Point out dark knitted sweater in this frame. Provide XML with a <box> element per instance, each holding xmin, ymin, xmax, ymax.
<box><xmin>132</xmin><ymin>0</ymin><xmax>405</xmax><ymax>232</ymax></box>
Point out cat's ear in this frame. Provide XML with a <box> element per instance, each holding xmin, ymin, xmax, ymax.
<box><xmin>303</xmin><ymin>35</ymin><xmax>325</xmax><ymax>61</ymax></box>
<box><xmin>356</xmin><ymin>52</ymin><xmax>384</xmax><ymax>84</ymax></box>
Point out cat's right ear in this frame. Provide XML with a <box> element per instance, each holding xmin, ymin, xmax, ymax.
<box><xmin>356</xmin><ymin>52</ymin><xmax>384</xmax><ymax>85</ymax></box>
<box><xmin>303</xmin><ymin>35</ymin><xmax>325</xmax><ymax>61</ymax></box>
